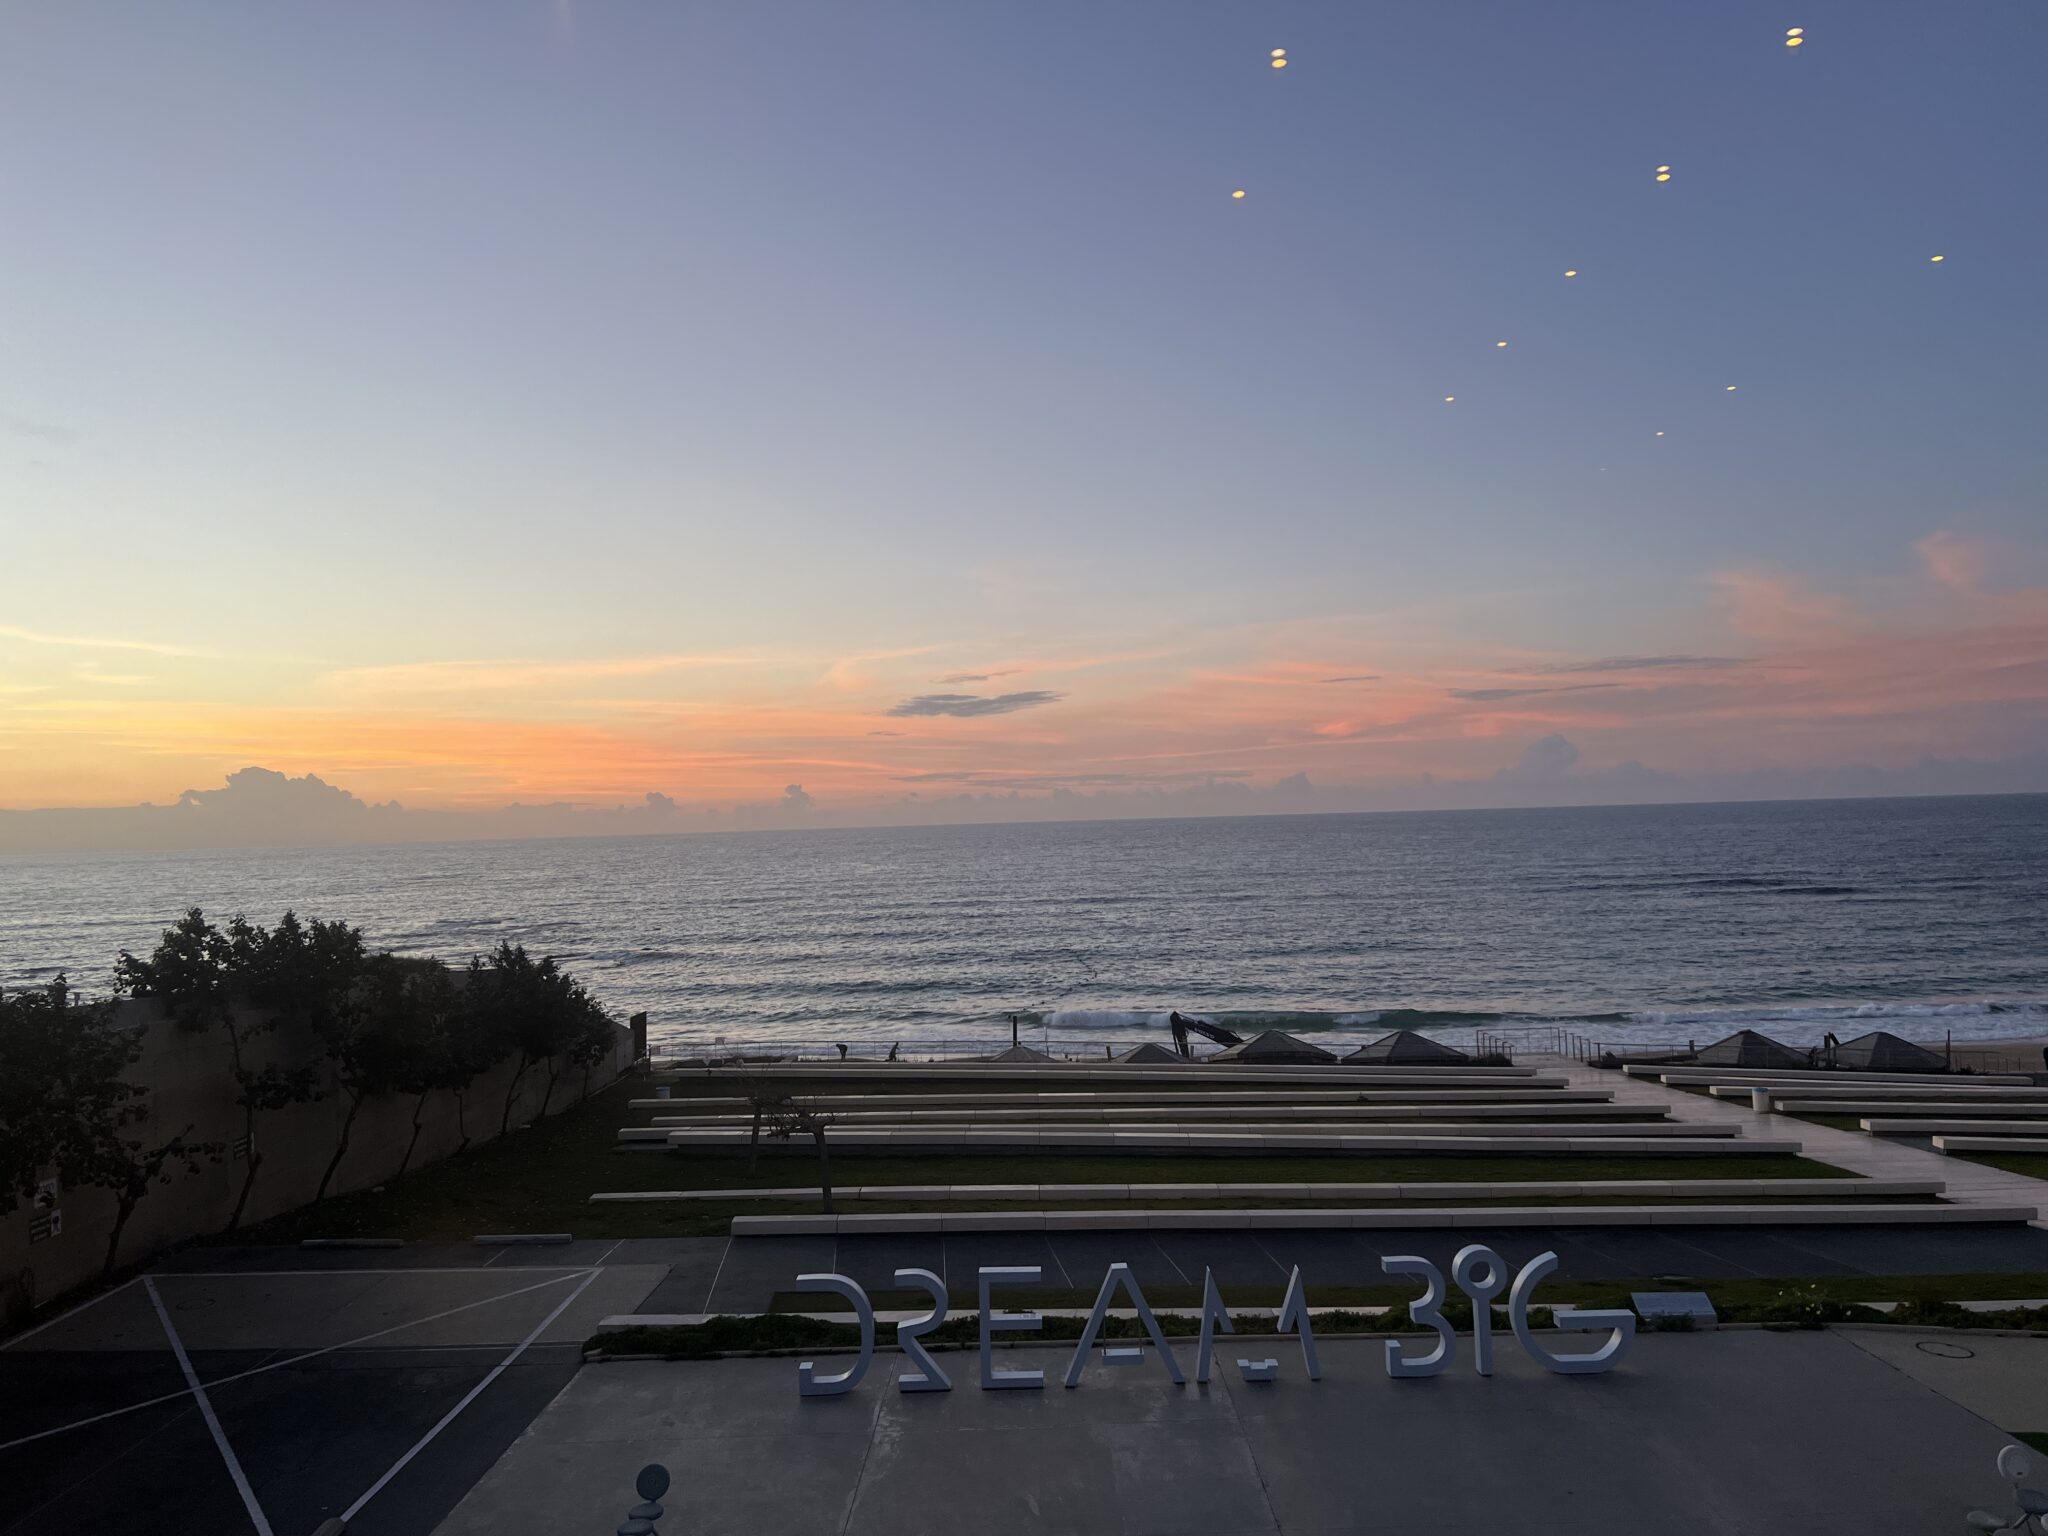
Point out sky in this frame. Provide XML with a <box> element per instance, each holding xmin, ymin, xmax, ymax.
<box><xmin>3</xmin><ymin>1</ymin><xmax>2046</xmax><ymax>847</ymax></box>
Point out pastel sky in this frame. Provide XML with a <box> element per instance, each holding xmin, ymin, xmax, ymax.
<box><xmin>3</xmin><ymin>1</ymin><xmax>2046</xmax><ymax>826</ymax></box>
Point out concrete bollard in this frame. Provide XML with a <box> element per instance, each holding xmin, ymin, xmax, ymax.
<box><xmin>1751</xmin><ymin>1088</ymin><xmax>1773</xmax><ymax>1112</ymax></box>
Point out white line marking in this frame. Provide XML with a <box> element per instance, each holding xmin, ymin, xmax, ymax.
<box><xmin>339</xmin><ymin>1266</ymin><xmax>603</xmax><ymax>1524</ymax></box>
<box><xmin>144</xmin><ymin>1278</ymin><xmax>276</xmax><ymax>1536</ymax></box>
<box><xmin>593</xmin><ymin>1238</ymin><xmax>626</xmax><ymax>1265</ymax></box>
<box><xmin>149</xmin><ymin>1266</ymin><xmax>590</xmax><ymax>1277</ymax></box>
<box><xmin>1149</xmin><ymin>1234</ymin><xmax>1191</xmax><ymax>1286</ymax></box>
<box><xmin>1</xmin><ymin>1271</ymin><xmax>590</xmax><ymax>1452</ymax></box>
<box><xmin>701</xmin><ymin>1238</ymin><xmax>733</xmax><ymax>1313</ymax></box>
<box><xmin>0</xmin><ymin>1277</ymin><xmax>139</xmax><ymax>1350</ymax></box>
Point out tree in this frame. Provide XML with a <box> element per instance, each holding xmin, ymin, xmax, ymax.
<box><xmin>357</xmin><ymin>958</ymin><xmax>459</xmax><ymax>1181</ymax></box>
<box><xmin>767</xmin><ymin>1099</ymin><xmax>837</xmax><ymax>1214</ymax></box>
<box><xmin>117</xmin><ymin>910</ymin><xmax>336</xmax><ymax>1232</ymax></box>
<box><xmin>732</xmin><ymin>1072</ymin><xmax>793</xmax><ymax>1177</ymax></box>
<box><xmin>310</xmin><ymin>952</ymin><xmax>435</xmax><ymax>1200</ymax></box>
<box><xmin>116</xmin><ymin>910</ymin><xmax>330</xmax><ymax>1232</ymax></box>
<box><xmin>466</xmin><ymin>943</ymin><xmax>616</xmax><ymax>1136</ymax></box>
<box><xmin>76</xmin><ymin>1117</ymin><xmax>220</xmax><ymax>1282</ymax></box>
<box><xmin>1</xmin><ymin>976</ymin><xmax>219</xmax><ymax>1280</ymax></box>
<box><xmin>0</xmin><ymin>977</ymin><xmax>136</xmax><ymax>1219</ymax></box>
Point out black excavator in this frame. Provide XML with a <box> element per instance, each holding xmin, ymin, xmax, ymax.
<box><xmin>1169</xmin><ymin>1010</ymin><xmax>1243</xmax><ymax>1058</ymax></box>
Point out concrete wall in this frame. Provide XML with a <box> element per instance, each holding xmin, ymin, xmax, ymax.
<box><xmin>1</xmin><ymin>997</ymin><xmax>635</xmax><ymax>1323</ymax></box>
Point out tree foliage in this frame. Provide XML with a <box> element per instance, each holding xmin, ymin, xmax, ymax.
<box><xmin>0</xmin><ymin>974</ymin><xmax>219</xmax><ymax>1278</ymax></box>
<box><xmin>464</xmin><ymin>942</ymin><xmax>617</xmax><ymax>1136</ymax></box>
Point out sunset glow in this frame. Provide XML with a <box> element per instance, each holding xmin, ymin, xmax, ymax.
<box><xmin>2</xmin><ymin>4</ymin><xmax>2043</xmax><ymax>846</ymax></box>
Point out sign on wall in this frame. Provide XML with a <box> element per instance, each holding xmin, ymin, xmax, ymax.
<box><xmin>792</xmin><ymin>1245</ymin><xmax>1634</xmax><ymax>1397</ymax></box>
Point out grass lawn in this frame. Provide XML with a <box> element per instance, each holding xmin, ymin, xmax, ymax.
<box><xmin>1947</xmin><ymin>1151</ymin><xmax>2048</xmax><ymax>1178</ymax></box>
<box><xmin>759</xmin><ymin>1270</ymin><xmax>2048</xmax><ymax>1317</ymax></box>
<box><xmin>219</xmin><ymin>1080</ymin><xmax>1858</xmax><ymax>1243</ymax></box>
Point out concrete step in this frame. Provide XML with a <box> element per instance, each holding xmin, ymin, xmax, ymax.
<box><xmin>651</xmin><ymin>1120</ymin><xmax>1724</xmax><ymax>1143</ymax></box>
<box><xmin>654</xmin><ymin>1129</ymin><xmax>1800</xmax><ymax>1157</ymax></box>
<box><xmin>1774</xmin><ymin>1101</ymin><xmax>2048</xmax><ymax>1117</ymax></box>
<box><xmin>1933</xmin><ymin>1135</ymin><xmax>2048</xmax><ymax>1154</ymax></box>
<box><xmin>1627</xmin><ymin>1066</ymin><xmax>2033</xmax><ymax>1086</ymax></box>
<box><xmin>629</xmin><ymin>1086</ymin><xmax>1584</xmax><ymax>1111</ymax></box>
<box><xmin>1864</xmin><ymin>1119</ymin><xmax>2048</xmax><ymax>1135</ymax></box>
<box><xmin>728</xmin><ymin>1203</ymin><xmax>2035</xmax><ymax>1236</ymax></box>
<box><xmin>645</xmin><ymin>1102</ymin><xmax>1641</xmax><ymax>1126</ymax></box>
<box><xmin>588</xmin><ymin>1177</ymin><xmax>1941</xmax><ymax>1204</ymax></box>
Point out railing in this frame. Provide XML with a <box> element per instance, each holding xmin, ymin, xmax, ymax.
<box><xmin>1472</xmin><ymin>1025</ymin><xmax>1596</xmax><ymax>1062</ymax></box>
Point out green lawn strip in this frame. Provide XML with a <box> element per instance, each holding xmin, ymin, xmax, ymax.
<box><xmin>757</xmin><ymin>1277</ymin><xmax>2048</xmax><ymax>1327</ymax></box>
<box><xmin>592</xmin><ymin>1301</ymin><xmax>1559</xmax><ymax>1359</ymax></box>
<box><xmin>645</xmin><ymin>1192</ymin><xmax>1936</xmax><ymax>1213</ymax></box>
<box><xmin>642</xmin><ymin>1152</ymin><xmax>1850</xmax><ymax>1186</ymax></box>
<box><xmin>1944</xmin><ymin>1151</ymin><xmax>2048</xmax><ymax>1179</ymax></box>
<box><xmin>595</xmin><ymin>1285</ymin><xmax>2048</xmax><ymax>1359</ymax></box>
<box><xmin>211</xmin><ymin>1080</ymin><xmax>1857</xmax><ymax>1244</ymax></box>
<box><xmin>1784</xmin><ymin>1112</ymin><xmax>1881</xmax><ymax>1132</ymax></box>
<box><xmin>762</xmin><ymin>1272</ymin><xmax>2048</xmax><ymax>1320</ymax></box>
<box><xmin>553</xmin><ymin>1189</ymin><xmax>1933</xmax><ymax>1237</ymax></box>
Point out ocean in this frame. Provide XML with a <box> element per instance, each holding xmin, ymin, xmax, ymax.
<box><xmin>3</xmin><ymin>795</ymin><xmax>2045</xmax><ymax>1059</ymax></box>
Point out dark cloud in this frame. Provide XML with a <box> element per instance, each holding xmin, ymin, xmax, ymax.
<box><xmin>1449</xmin><ymin>683</ymin><xmax>1622</xmax><ymax>702</ymax></box>
<box><xmin>781</xmin><ymin>783</ymin><xmax>812</xmax><ymax>809</ymax></box>
<box><xmin>1499</xmin><ymin>733</ymin><xmax>1582</xmax><ymax>781</ymax></box>
<box><xmin>1538</xmin><ymin>654</ymin><xmax>1745</xmax><ymax>674</ymax></box>
<box><xmin>1320</xmin><ymin>674</ymin><xmax>1380</xmax><ymax>684</ymax></box>
<box><xmin>887</xmin><ymin>690</ymin><xmax>1063</xmax><ymax>718</ymax></box>
<box><xmin>866</xmin><ymin>729</ymin><xmax>905</xmax><ymax>737</ymax></box>
<box><xmin>934</xmin><ymin>669</ymin><xmax>1015</xmax><ymax>684</ymax></box>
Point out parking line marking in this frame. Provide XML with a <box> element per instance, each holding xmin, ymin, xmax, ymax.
<box><xmin>1149</xmin><ymin>1234</ymin><xmax>1191</xmax><ymax>1286</ymax></box>
<box><xmin>145</xmin><ymin>1277</ymin><xmax>276</xmax><ymax>1536</ymax></box>
<box><xmin>1</xmin><ymin>1270</ymin><xmax>591</xmax><ymax>1453</ymax></box>
<box><xmin>339</xmin><ymin>1267</ymin><xmax>604</xmax><ymax>1524</ymax></box>
<box><xmin>150</xmin><ymin>1265</ymin><xmax>590</xmax><ymax>1277</ymax></box>
<box><xmin>701</xmin><ymin>1238</ymin><xmax>734</xmax><ymax>1313</ymax></box>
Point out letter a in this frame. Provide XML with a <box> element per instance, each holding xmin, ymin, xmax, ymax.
<box><xmin>1276</xmin><ymin>1265</ymin><xmax>1321</xmax><ymax>1380</ymax></box>
<box><xmin>1065</xmin><ymin>1262</ymin><xmax>1184</xmax><ymax>1387</ymax></box>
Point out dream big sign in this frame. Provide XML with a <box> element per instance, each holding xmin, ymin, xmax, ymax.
<box><xmin>791</xmin><ymin>1245</ymin><xmax>1634</xmax><ymax>1397</ymax></box>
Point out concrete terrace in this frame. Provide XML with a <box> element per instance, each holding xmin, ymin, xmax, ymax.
<box><xmin>1586</xmin><ymin>1063</ymin><xmax>2048</xmax><ymax>1220</ymax></box>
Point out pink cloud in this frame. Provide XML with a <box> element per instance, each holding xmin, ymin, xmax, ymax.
<box><xmin>1916</xmin><ymin>529</ymin><xmax>1989</xmax><ymax>591</ymax></box>
<box><xmin>1708</xmin><ymin>569</ymin><xmax>1859</xmax><ymax>644</ymax></box>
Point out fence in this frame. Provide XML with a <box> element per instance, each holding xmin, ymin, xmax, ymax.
<box><xmin>1</xmin><ymin>996</ymin><xmax>636</xmax><ymax>1324</ymax></box>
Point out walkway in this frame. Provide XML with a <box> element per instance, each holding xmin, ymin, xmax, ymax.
<box><xmin>1560</xmin><ymin>1060</ymin><xmax>2048</xmax><ymax>1221</ymax></box>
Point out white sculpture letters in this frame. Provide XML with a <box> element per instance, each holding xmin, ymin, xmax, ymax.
<box><xmin>893</xmin><ymin>1267</ymin><xmax>951</xmax><ymax>1392</ymax></box>
<box><xmin>978</xmin><ymin>1265</ymin><xmax>1045</xmax><ymax>1390</ymax></box>
<box><xmin>1065</xmin><ymin>1262</ymin><xmax>1184</xmax><ymax>1386</ymax></box>
<box><xmin>1508</xmin><ymin>1251</ymin><xmax>1636</xmax><ymax>1373</ymax></box>
<box><xmin>793</xmin><ymin>1272</ymin><xmax>873</xmax><ymax>1396</ymax></box>
<box><xmin>794</xmin><ymin>1249</ymin><xmax>1633</xmax><ymax>1398</ymax></box>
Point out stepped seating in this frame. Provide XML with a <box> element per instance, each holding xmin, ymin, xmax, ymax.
<box><xmin>728</xmin><ymin>1203</ymin><xmax>2030</xmax><ymax>1235</ymax></box>
<box><xmin>589</xmin><ymin>1176</ymin><xmax>1942</xmax><ymax>1204</ymax></box>
<box><xmin>643</xmin><ymin>1101</ymin><xmax>1651</xmax><ymax>1126</ymax></box>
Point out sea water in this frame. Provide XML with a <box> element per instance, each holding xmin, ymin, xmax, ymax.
<box><xmin>3</xmin><ymin>795</ymin><xmax>2044</xmax><ymax>1058</ymax></box>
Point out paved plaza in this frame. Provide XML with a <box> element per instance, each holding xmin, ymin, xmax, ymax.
<box><xmin>435</xmin><ymin>1330</ymin><xmax>2042</xmax><ymax>1536</ymax></box>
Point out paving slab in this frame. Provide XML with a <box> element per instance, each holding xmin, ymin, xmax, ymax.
<box><xmin>429</xmin><ymin>1332</ymin><xmax>2021</xmax><ymax>1536</ymax></box>
<box><xmin>1839</xmin><ymin>1329</ymin><xmax>2048</xmax><ymax>1432</ymax></box>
